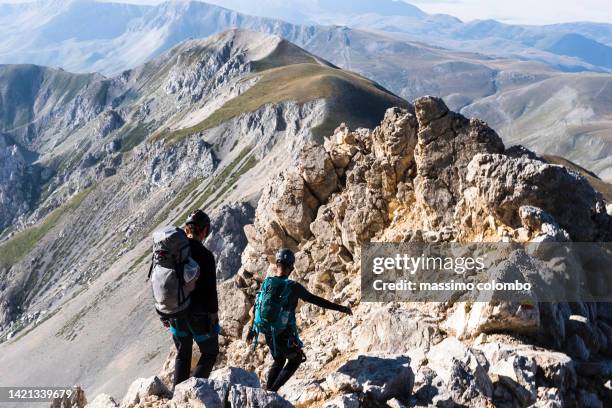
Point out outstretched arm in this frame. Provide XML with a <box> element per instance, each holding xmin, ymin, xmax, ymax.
<box><xmin>294</xmin><ymin>283</ymin><xmax>351</xmax><ymax>314</ymax></box>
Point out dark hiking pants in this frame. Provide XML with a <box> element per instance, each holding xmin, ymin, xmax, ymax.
<box><xmin>170</xmin><ymin>313</ymin><xmax>219</xmax><ymax>387</ymax></box>
<box><xmin>265</xmin><ymin>329</ymin><xmax>306</xmax><ymax>392</ymax></box>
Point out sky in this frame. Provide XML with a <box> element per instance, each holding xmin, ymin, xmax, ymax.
<box><xmin>409</xmin><ymin>0</ymin><xmax>612</xmax><ymax>25</ymax></box>
<box><xmin>1</xmin><ymin>0</ymin><xmax>611</xmax><ymax>25</ymax></box>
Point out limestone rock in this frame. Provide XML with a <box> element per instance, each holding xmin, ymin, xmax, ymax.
<box><xmin>333</xmin><ymin>354</ymin><xmax>414</xmax><ymax>402</ymax></box>
<box><xmin>204</xmin><ymin>202</ymin><xmax>255</xmax><ymax>280</ymax></box>
<box><xmin>370</xmin><ymin>107</ymin><xmax>417</xmax><ymax>182</ymax></box>
<box><xmin>218</xmin><ymin>279</ymin><xmax>252</xmax><ymax>338</ymax></box>
<box><xmin>426</xmin><ymin>337</ymin><xmax>493</xmax><ymax>404</ymax></box>
<box><xmin>488</xmin><ymin>353</ymin><xmax>537</xmax><ymax>406</ymax></box>
<box><xmin>121</xmin><ymin>376</ymin><xmax>170</xmax><ymax>408</ymax></box>
<box><xmin>464</xmin><ymin>153</ymin><xmax>610</xmax><ymax>241</ymax></box>
<box><xmin>518</xmin><ymin>206</ymin><xmax>570</xmax><ymax>242</ymax></box>
<box><xmin>171</xmin><ymin>377</ymin><xmax>228</xmax><ymax>408</ymax></box>
<box><xmin>250</xmin><ymin>169</ymin><xmax>318</xmax><ymax>253</ymax></box>
<box><xmin>209</xmin><ymin>367</ymin><xmax>260</xmax><ymax>388</ymax></box>
<box><xmin>413</xmin><ymin>96</ymin><xmax>504</xmax><ymax>228</ymax></box>
<box><xmin>323</xmin><ymin>393</ymin><xmax>361</xmax><ymax>408</ymax></box>
<box><xmin>298</xmin><ymin>144</ymin><xmax>339</xmax><ymax>203</ymax></box>
<box><xmin>228</xmin><ymin>385</ymin><xmax>293</xmax><ymax>408</ymax></box>
<box><xmin>355</xmin><ymin>306</ymin><xmax>441</xmax><ymax>354</ymax></box>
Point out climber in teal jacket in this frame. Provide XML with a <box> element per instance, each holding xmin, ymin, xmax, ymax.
<box><xmin>246</xmin><ymin>248</ymin><xmax>352</xmax><ymax>391</ymax></box>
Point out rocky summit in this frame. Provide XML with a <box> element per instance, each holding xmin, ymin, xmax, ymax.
<box><xmin>59</xmin><ymin>96</ymin><xmax>612</xmax><ymax>408</ymax></box>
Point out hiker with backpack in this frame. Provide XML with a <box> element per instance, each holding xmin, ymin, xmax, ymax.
<box><xmin>149</xmin><ymin>210</ymin><xmax>220</xmax><ymax>389</ymax></box>
<box><xmin>246</xmin><ymin>248</ymin><xmax>352</xmax><ymax>392</ymax></box>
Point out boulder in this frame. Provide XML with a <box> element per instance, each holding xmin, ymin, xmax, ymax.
<box><xmin>476</xmin><ymin>343</ymin><xmax>576</xmax><ymax>394</ymax></box>
<box><xmin>218</xmin><ymin>279</ymin><xmax>252</xmax><ymax>338</ymax></box>
<box><xmin>228</xmin><ymin>385</ymin><xmax>293</xmax><ymax>408</ymax></box>
<box><xmin>488</xmin><ymin>353</ymin><xmax>537</xmax><ymax>406</ymax></box>
<box><xmin>464</xmin><ymin>153</ymin><xmax>609</xmax><ymax>241</ymax></box>
<box><xmin>171</xmin><ymin>378</ymin><xmax>229</xmax><ymax>408</ymax></box>
<box><xmin>204</xmin><ymin>202</ymin><xmax>255</xmax><ymax>280</ymax></box>
<box><xmin>298</xmin><ymin>144</ymin><xmax>339</xmax><ymax>203</ymax></box>
<box><xmin>323</xmin><ymin>393</ymin><xmax>361</xmax><ymax>408</ymax></box>
<box><xmin>121</xmin><ymin>376</ymin><xmax>170</xmax><ymax>408</ymax></box>
<box><xmin>280</xmin><ymin>378</ymin><xmax>327</xmax><ymax>406</ymax></box>
<box><xmin>209</xmin><ymin>367</ymin><xmax>260</xmax><ymax>388</ymax></box>
<box><xmin>355</xmin><ymin>306</ymin><xmax>440</xmax><ymax>353</ymax></box>
<box><xmin>250</xmin><ymin>169</ymin><xmax>319</xmax><ymax>253</ymax></box>
<box><xmin>426</xmin><ymin>337</ymin><xmax>493</xmax><ymax>404</ymax></box>
<box><xmin>333</xmin><ymin>354</ymin><xmax>414</xmax><ymax>402</ymax></box>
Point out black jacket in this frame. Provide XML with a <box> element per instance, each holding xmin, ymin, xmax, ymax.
<box><xmin>189</xmin><ymin>238</ymin><xmax>218</xmax><ymax>314</ymax></box>
<box><xmin>285</xmin><ymin>278</ymin><xmax>345</xmax><ymax>314</ymax></box>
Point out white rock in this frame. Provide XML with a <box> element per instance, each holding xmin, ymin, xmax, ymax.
<box><xmin>209</xmin><ymin>367</ymin><xmax>260</xmax><ymax>388</ymax></box>
<box><xmin>426</xmin><ymin>337</ymin><xmax>493</xmax><ymax>402</ymax></box>
<box><xmin>332</xmin><ymin>354</ymin><xmax>414</xmax><ymax>402</ymax></box>
<box><xmin>171</xmin><ymin>377</ymin><xmax>228</xmax><ymax>408</ymax></box>
<box><xmin>121</xmin><ymin>376</ymin><xmax>170</xmax><ymax>408</ymax></box>
<box><xmin>228</xmin><ymin>385</ymin><xmax>293</xmax><ymax>408</ymax></box>
<box><xmin>323</xmin><ymin>393</ymin><xmax>361</xmax><ymax>408</ymax></box>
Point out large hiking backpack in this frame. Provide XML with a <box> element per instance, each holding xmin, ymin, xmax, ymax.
<box><xmin>148</xmin><ymin>226</ymin><xmax>200</xmax><ymax>318</ymax></box>
<box><xmin>252</xmin><ymin>276</ymin><xmax>297</xmax><ymax>353</ymax></box>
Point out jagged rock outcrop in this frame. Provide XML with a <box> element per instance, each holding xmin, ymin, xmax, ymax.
<box><xmin>0</xmin><ymin>134</ymin><xmax>41</xmax><ymax>231</ymax></box>
<box><xmin>221</xmin><ymin>96</ymin><xmax>611</xmax><ymax>407</ymax></box>
<box><xmin>205</xmin><ymin>202</ymin><xmax>255</xmax><ymax>280</ymax></box>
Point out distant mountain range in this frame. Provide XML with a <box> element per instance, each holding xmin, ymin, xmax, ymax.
<box><xmin>2</xmin><ymin>0</ymin><xmax>612</xmax><ymax>75</ymax></box>
<box><xmin>0</xmin><ymin>0</ymin><xmax>610</xmax><ymax>180</ymax></box>
<box><xmin>206</xmin><ymin>0</ymin><xmax>612</xmax><ymax>72</ymax></box>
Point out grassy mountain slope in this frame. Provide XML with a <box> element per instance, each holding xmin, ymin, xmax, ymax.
<box><xmin>161</xmin><ymin>60</ymin><xmax>408</xmax><ymax>142</ymax></box>
<box><xmin>0</xmin><ymin>64</ymin><xmax>98</xmax><ymax>135</ymax></box>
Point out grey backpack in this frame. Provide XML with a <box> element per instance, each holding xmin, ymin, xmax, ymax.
<box><xmin>148</xmin><ymin>226</ymin><xmax>200</xmax><ymax>317</ymax></box>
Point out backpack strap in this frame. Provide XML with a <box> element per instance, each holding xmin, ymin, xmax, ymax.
<box><xmin>146</xmin><ymin>253</ymin><xmax>155</xmax><ymax>281</ymax></box>
<box><xmin>176</xmin><ymin>262</ymin><xmax>187</xmax><ymax>306</ymax></box>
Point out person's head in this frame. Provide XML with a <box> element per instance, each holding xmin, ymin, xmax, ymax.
<box><xmin>184</xmin><ymin>209</ymin><xmax>210</xmax><ymax>241</ymax></box>
<box><xmin>275</xmin><ymin>248</ymin><xmax>295</xmax><ymax>276</ymax></box>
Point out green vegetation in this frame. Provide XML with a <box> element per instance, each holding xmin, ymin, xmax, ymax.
<box><xmin>175</xmin><ymin>147</ymin><xmax>254</xmax><ymax>223</ymax></box>
<box><xmin>155</xmin><ymin>63</ymin><xmax>406</xmax><ymax>144</ymax></box>
<box><xmin>0</xmin><ymin>187</ymin><xmax>93</xmax><ymax>269</ymax></box>
<box><xmin>251</xmin><ymin>40</ymin><xmax>319</xmax><ymax>72</ymax></box>
<box><xmin>148</xmin><ymin>177</ymin><xmax>204</xmax><ymax>233</ymax></box>
<box><xmin>208</xmin><ymin>153</ymin><xmax>258</xmax><ymax>208</ymax></box>
<box><xmin>120</xmin><ymin>123</ymin><xmax>150</xmax><ymax>153</ymax></box>
<box><xmin>0</xmin><ymin>65</ymin><xmax>94</xmax><ymax>132</ymax></box>
<box><xmin>55</xmin><ymin>141</ymin><xmax>91</xmax><ymax>176</ymax></box>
